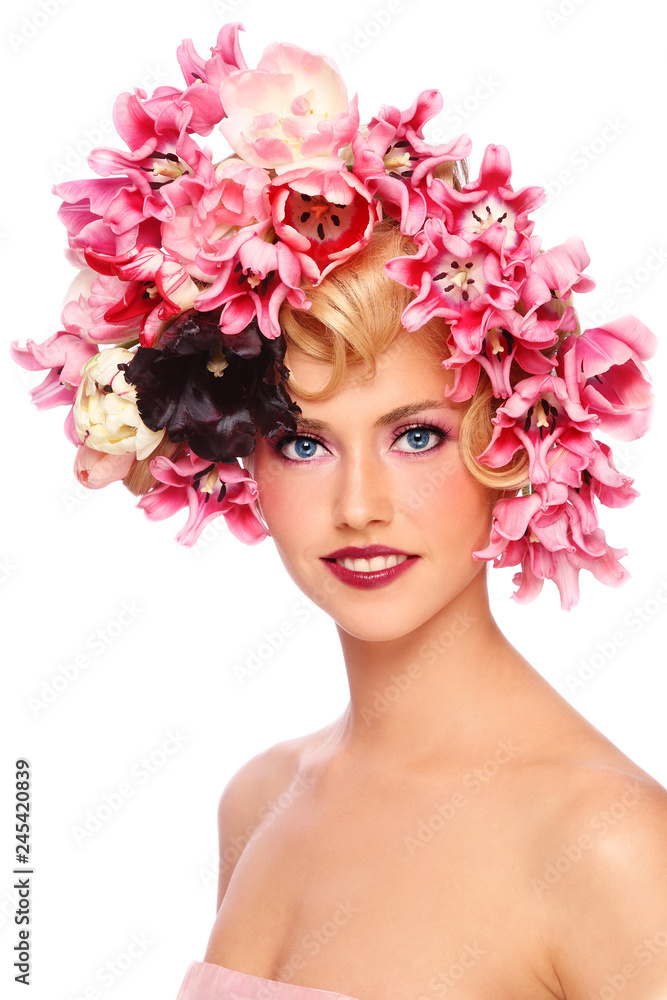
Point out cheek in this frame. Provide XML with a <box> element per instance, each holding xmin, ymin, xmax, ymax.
<box><xmin>251</xmin><ymin>448</ymin><xmax>318</xmax><ymax>538</ymax></box>
<box><xmin>416</xmin><ymin>464</ymin><xmax>495</xmax><ymax>552</ymax></box>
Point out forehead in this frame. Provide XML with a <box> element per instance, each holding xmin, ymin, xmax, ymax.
<box><xmin>284</xmin><ymin>333</ymin><xmax>463</xmax><ymax>420</ymax></box>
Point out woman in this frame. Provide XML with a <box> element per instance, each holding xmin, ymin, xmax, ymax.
<box><xmin>11</xmin><ymin>22</ymin><xmax>666</xmax><ymax>1000</ymax></box>
<box><xmin>176</xmin><ymin>224</ymin><xmax>667</xmax><ymax>1000</ymax></box>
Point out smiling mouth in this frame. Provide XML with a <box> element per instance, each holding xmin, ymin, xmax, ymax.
<box><xmin>324</xmin><ymin>554</ymin><xmax>413</xmax><ymax>573</ymax></box>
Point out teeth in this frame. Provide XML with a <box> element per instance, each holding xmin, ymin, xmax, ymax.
<box><xmin>336</xmin><ymin>554</ymin><xmax>408</xmax><ymax>572</ymax></box>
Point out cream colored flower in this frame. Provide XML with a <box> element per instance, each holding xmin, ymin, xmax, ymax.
<box><xmin>73</xmin><ymin>348</ymin><xmax>165</xmax><ymax>460</ymax></box>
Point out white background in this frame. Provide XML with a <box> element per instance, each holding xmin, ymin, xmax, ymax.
<box><xmin>2</xmin><ymin>0</ymin><xmax>666</xmax><ymax>997</ymax></box>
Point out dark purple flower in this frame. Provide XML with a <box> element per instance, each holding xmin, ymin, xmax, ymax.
<box><xmin>118</xmin><ymin>311</ymin><xmax>299</xmax><ymax>463</ymax></box>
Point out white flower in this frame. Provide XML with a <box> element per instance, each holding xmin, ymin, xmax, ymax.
<box><xmin>73</xmin><ymin>348</ymin><xmax>165</xmax><ymax>459</ymax></box>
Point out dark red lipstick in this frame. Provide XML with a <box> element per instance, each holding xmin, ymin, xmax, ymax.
<box><xmin>321</xmin><ymin>545</ymin><xmax>419</xmax><ymax>590</ymax></box>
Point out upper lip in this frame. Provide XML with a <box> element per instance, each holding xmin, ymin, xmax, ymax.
<box><xmin>322</xmin><ymin>545</ymin><xmax>415</xmax><ymax>560</ymax></box>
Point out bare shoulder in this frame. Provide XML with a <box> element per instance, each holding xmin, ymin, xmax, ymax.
<box><xmin>534</xmin><ymin>761</ymin><xmax>667</xmax><ymax>1000</ymax></box>
<box><xmin>214</xmin><ymin>726</ymin><xmax>324</xmax><ymax>908</ymax></box>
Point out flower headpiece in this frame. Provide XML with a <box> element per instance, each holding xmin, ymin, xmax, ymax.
<box><xmin>11</xmin><ymin>23</ymin><xmax>656</xmax><ymax>610</ymax></box>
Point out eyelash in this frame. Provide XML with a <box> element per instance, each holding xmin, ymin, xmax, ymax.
<box><xmin>267</xmin><ymin>421</ymin><xmax>451</xmax><ymax>464</ymax></box>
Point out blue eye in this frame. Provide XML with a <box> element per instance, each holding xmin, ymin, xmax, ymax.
<box><xmin>393</xmin><ymin>424</ymin><xmax>446</xmax><ymax>453</ymax></box>
<box><xmin>283</xmin><ymin>436</ymin><xmax>323</xmax><ymax>461</ymax></box>
<box><xmin>268</xmin><ymin>433</ymin><xmax>327</xmax><ymax>462</ymax></box>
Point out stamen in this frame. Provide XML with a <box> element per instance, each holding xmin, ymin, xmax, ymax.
<box><xmin>193</xmin><ymin>463</ymin><xmax>215</xmax><ymax>486</ymax></box>
<box><xmin>206</xmin><ymin>345</ymin><xmax>228</xmax><ymax>378</ymax></box>
<box><xmin>301</xmin><ymin>212</ymin><xmax>310</xmax><ymax>222</ymax></box>
<box><xmin>317</xmin><ymin>223</ymin><xmax>325</xmax><ymax>240</ymax></box>
<box><xmin>535</xmin><ymin>401</ymin><xmax>550</xmax><ymax>428</ymax></box>
<box><xmin>331</xmin><ymin>215</ymin><xmax>340</xmax><ymax>226</ymax></box>
<box><xmin>487</xmin><ymin>329</ymin><xmax>503</xmax><ymax>355</ymax></box>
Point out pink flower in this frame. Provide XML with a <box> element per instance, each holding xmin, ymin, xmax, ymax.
<box><xmin>446</xmin><ymin>301</ymin><xmax>568</xmax><ymax>401</ymax></box>
<box><xmin>83</xmin><ymin>133</ymin><xmax>205</xmax><ymax>236</ymax></box>
<box><xmin>137</xmin><ymin>450</ymin><xmax>267</xmax><ymax>546</ymax></box>
<box><xmin>521</xmin><ymin>237</ymin><xmax>596</xmax><ymax>318</ymax></box>
<box><xmin>55</xmin><ymin>176</ymin><xmax>150</xmax><ymax>258</ymax></box>
<box><xmin>54</xmin><ymin>83</ymin><xmax>215</xmax><ymax>261</ymax></box>
<box><xmin>219</xmin><ymin>42</ymin><xmax>359</xmax><ymax>169</ymax></box>
<box><xmin>351</xmin><ymin>91</ymin><xmax>472</xmax><ymax>235</ymax></box>
<box><xmin>428</xmin><ymin>144</ymin><xmax>546</xmax><ymax>253</ymax></box>
<box><xmin>74</xmin><ymin>443</ymin><xmax>136</xmax><ymax>488</ymax></box>
<box><xmin>10</xmin><ymin>330</ymin><xmax>98</xmax><ymax>409</ymax></box>
<box><xmin>557</xmin><ymin>315</ymin><xmax>656</xmax><ymax>440</ymax></box>
<box><xmin>270</xmin><ymin>163</ymin><xmax>381</xmax><ymax>283</ymax></box>
<box><xmin>84</xmin><ymin>245</ymin><xmax>200</xmax><ymax>346</ymax></box>
<box><xmin>386</xmin><ymin>217</ymin><xmax>518</xmax><ymax>326</ymax></box>
<box><xmin>193</xmin><ymin>220</ymin><xmax>309</xmax><ymax>339</ymax></box>
<box><xmin>473</xmin><ymin>481</ymin><xmax>631</xmax><ymax>609</ymax></box>
<box><xmin>476</xmin><ymin>374</ymin><xmax>598</xmax><ymax>484</ymax></box>
<box><xmin>175</xmin><ymin>22</ymin><xmax>248</xmax><ymax>134</ymax></box>
<box><xmin>60</xmin><ymin>268</ymin><xmax>144</xmax><ymax>345</ymax></box>
<box><xmin>161</xmin><ymin>158</ymin><xmax>272</xmax><ymax>280</ymax></box>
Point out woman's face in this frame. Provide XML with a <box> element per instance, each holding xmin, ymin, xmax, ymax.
<box><xmin>249</xmin><ymin>333</ymin><xmax>498</xmax><ymax>642</ymax></box>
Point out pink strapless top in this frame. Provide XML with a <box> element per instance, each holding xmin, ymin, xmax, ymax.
<box><xmin>176</xmin><ymin>960</ymin><xmax>360</xmax><ymax>1000</ymax></box>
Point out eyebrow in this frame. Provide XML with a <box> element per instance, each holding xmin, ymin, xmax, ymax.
<box><xmin>294</xmin><ymin>399</ymin><xmax>453</xmax><ymax>433</ymax></box>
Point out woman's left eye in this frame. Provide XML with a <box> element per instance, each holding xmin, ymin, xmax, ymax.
<box><xmin>392</xmin><ymin>423</ymin><xmax>449</xmax><ymax>453</ymax></box>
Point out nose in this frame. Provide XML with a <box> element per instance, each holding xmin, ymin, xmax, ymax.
<box><xmin>331</xmin><ymin>450</ymin><xmax>394</xmax><ymax>531</ymax></box>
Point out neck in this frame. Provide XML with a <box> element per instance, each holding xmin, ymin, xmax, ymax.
<box><xmin>326</xmin><ymin>570</ymin><xmax>546</xmax><ymax>774</ymax></box>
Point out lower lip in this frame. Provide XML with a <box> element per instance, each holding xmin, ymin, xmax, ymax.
<box><xmin>321</xmin><ymin>556</ymin><xmax>419</xmax><ymax>590</ymax></box>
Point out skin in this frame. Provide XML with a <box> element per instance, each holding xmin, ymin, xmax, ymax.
<box><xmin>204</xmin><ymin>333</ymin><xmax>667</xmax><ymax>1000</ymax></box>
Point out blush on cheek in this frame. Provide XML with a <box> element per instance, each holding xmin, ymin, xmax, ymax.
<box><xmin>251</xmin><ymin>466</ymin><xmax>299</xmax><ymax>537</ymax></box>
